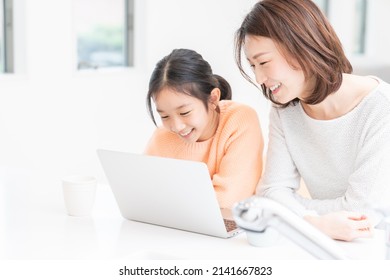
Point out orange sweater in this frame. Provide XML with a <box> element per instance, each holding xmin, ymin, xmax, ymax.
<box><xmin>145</xmin><ymin>100</ymin><xmax>263</xmax><ymax>208</ymax></box>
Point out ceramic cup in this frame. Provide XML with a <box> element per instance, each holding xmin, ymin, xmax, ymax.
<box><xmin>62</xmin><ymin>175</ymin><xmax>97</xmax><ymax>217</ymax></box>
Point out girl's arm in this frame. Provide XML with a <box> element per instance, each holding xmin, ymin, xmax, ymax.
<box><xmin>212</xmin><ymin>105</ymin><xmax>264</xmax><ymax>208</ymax></box>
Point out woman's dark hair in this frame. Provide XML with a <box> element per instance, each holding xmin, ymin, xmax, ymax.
<box><xmin>147</xmin><ymin>48</ymin><xmax>232</xmax><ymax>124</ymax></box>
<box><xmin>234</xmin><ymin>0</ymin><xmax>352</xmax><ymax>107</ymax></box>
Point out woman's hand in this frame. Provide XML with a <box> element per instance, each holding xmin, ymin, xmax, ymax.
<box><xmin>304</xmin><ymin>211</ymin><xmax>373</xmax><ymax>241</ymax></box>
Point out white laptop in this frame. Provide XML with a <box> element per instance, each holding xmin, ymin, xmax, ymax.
<box><xmin>97</xmin><ymin>149</ymin><xmax>241</xmax><ymax>238</ymax></box>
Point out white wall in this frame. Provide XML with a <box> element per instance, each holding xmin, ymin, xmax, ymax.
<box><xmin>1</xmin><ymin>0</ymin><xmax>389</xmax><ymax>184</ymax></box>
<box><xmin>0</xmin><ymin>0</ymin><xmax>264</xmax><ymax>183</ymax></box>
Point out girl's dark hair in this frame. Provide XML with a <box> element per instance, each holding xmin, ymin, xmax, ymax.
<box><xmin>234</xmin><ymin>0</ymin><xmax>352</xmax><ymax>107</ymax></box>
<box><xmin>147</xmin><ymin>48</ymin><xmax>232</xmax><ymax>124</ymax></box>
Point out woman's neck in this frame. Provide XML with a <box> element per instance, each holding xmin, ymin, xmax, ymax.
<box><xmin>301</xmin><ymin>74</ymin><xmax>378</xmax><ymax>120</ymax></box>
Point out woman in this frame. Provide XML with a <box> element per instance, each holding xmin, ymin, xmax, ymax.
<box><xmin>235</xmin><ymin>0</ymin><xmax>390</xmax><ymax>241</ymax></box>
<box><xmin>145</xmin><ymin>48</ymin><xmax>264</xmax><ymax>209</ymax></box>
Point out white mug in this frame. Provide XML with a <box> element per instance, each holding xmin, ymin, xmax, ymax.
<box><xmin>62</xmin><ymin>175</ymin><xmax>97</xmax><ymax>217</ymax></box>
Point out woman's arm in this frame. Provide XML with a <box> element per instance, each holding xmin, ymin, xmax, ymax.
<box><xmin>305</xmin><ymin>211</ymin><xmax>373</xmax><ymax>241</ymax></box>
<box><xmin>296</xmin><ymin>111</ymin><xmax>390</xmax><ymax>226</ymax></box>
<box><xmin>258</xmin><ymin>107</ymin><xmax>313</xmax><ymax>216</ymax></box>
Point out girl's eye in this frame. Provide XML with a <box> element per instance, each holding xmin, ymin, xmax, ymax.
<box><xmin>160</xmin><ymin>115</ymin><xmax>169</xmax><ymax>119</ymax></box>
<box><xmin>260</xmin><ymin>61</ymin><xmax>268</xmax><ymax>66</ymax></box>
<box><xmin>180</xmin><ymin>111</ymin><xmax>191</xmax><ymax>116</ymax></box>
<box><xmin>249</xmin><ymin>64</ymin><xmax>255</xmax><ymax>68</ymax></box>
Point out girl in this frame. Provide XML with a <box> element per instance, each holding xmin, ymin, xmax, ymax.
<box><xmin>145</xmin><ymin>48</ymin><xmax>264</xmax><ymax>209</ymax></box>
<box><xmin>235</xmin><ymin>0</ymin><xmax>390</xmax><ymax>241</ymax></box>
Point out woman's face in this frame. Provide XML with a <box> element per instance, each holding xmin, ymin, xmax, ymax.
<box><xmin>244</xmin><ymin>35</ymin><xmax>307</xmax><ymax>104</ymax></box>
<box><xmin>154</xmin><ymin>88</ymin><xmax>217</xmax><ymax>143</ymax></box>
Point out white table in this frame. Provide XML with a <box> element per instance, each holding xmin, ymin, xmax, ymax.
<box><xmin>0</xmin><ymin>167</ymin><xmax>387</xmax><ymax>260</ymax></box>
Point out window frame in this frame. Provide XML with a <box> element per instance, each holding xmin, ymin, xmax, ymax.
<box><xmin>1</xmin><ymin>0</ymin><xmax>13</xmax><ymax>73</ymax></box>
<box><xmin>352</xmin><ymin>0</ymin><xmax>367</xmax><ymax>55</ymax></box>
<box><xmin>314</xmin><ymin>0</ymin><xmax>367</xmax><ymax>57</ymax></box>
<box><xmin>1</xmin><ymin>0</ymin><xmax>4</xmax><ymax>73</ymax></box>
<box><xmin>75</xmin><ymin>0</ymin><xmax>135</xmax><ymax>71</ymax></box>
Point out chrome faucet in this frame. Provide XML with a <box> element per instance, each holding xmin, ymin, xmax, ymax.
<box><xmin>233</xmin><ymin>196</ymin><xmax>347</xmax><ymax>260</ymax></box>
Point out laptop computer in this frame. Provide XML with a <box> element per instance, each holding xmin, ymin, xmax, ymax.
<box><xmin>97</xmin><ymin>149</ymin><xmax>241</xmax><ymax>238</ymax></box>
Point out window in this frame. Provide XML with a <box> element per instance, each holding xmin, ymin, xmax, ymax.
<box><xmin>313</xmin><ymin>0</ymin><xmax>330</xmax><ymax>15</ymax></box>
<box><xmin>1</xmin><ymin>0</ymin><xmax>13</xmax><ymax>73</ymax></box>
<box><xmin>0</xmin><ymin>1</ymin><xmax>4</xmax><ymax>73</ymax></box>
<box><xmin>315</xmin><ymin>0</ymin><xmax>367</xmax><ymax>56</ymax></box>
<box><xmin>74</xmin><ymin>0</ymin><xmax>134</xmax><ymax>70</ymax></box>
<box><xmin>352</xmin><ymin>0</ymin><xmax>367</xmax><ymax>54</ymax></box>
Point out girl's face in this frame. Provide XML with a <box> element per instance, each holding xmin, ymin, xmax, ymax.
<box><xmin>154</xmin><ymin>88</ymin><xmax>218</xmax><ymax>143</ymax></box>
<box><xmin>244</xmin><ymin>35</ymin><xmax>307</xmax><ymax>104</ymax></box>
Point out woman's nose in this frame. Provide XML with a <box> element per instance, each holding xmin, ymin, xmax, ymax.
<box><xmin>255</xmin><ymin>68</ymin><xmax>267</xmax><ymax>85</ymax></box>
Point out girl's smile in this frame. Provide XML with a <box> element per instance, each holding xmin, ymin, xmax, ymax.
<box><xmin>155</xmin><ymin>88</ymin><xmax>219</xmax><ymax>143</ymax></box>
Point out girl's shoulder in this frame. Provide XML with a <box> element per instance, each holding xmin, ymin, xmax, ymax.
<box><xmin>145</xmin><ymin>127</ymin><xmax>184</xmax><ymax>156</ymax></box>
<box><xmin>150</xmin><ymin>127</ymin><xmax>179</xmax><ymax>142</ymax></box>
<box><xmin>218</xmin><ymin>101</ymin><xmax>261</xmax><ymax>132</ymax></box>
<box><xmin>219</xmin><ymin>100</ymin><xmax>258</xmax><ymax>119</ymax></box>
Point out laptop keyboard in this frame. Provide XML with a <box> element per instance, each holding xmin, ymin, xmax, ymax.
<box><xmin>224</xmin><ymin>219</ymin><xmax>238</xmax><ymax>232</ymax></box>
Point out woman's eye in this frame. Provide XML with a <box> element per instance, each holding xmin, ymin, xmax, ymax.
<box><xmin>180</xmin><ymin>111</ymin><xmax>191</xmax><ymax>116</ymax></box>
<box><xmin>160</xmin><ymin>115</ymin><xmax>168</xmax><ymax>119</ymax></box>
<box><xmin>260</xmin><ymin>61</ymin><xmax>268</xmax><ymax>66</ymax></box>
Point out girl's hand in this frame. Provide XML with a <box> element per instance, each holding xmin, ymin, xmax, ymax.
<box><xmin>304</xmin><ymin>211</ymin><xmax>373</xmax><ymax>241</ymax></box>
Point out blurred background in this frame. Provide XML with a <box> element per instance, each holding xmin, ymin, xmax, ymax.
<box><xmin>0</xmin><ymin>0</ymin><xmax>389</xmax><ymax>183</ymax></box>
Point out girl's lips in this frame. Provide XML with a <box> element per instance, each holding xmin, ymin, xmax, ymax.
<box><xmin>180</xmin><ymin>128</ymin><xmax>194</xmax><ymax>139</ymax></box>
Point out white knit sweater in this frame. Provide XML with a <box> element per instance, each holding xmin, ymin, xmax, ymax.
<box><xmin>259</xmin><ymin>79</ymin><xmax>390</xmax><ymax>224</ymax></box>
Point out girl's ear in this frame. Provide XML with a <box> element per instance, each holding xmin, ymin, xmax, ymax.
<box><xmin>210</xmin><ymin>88</ymin><xmax>221</xmax><ymax>104</ymax></box>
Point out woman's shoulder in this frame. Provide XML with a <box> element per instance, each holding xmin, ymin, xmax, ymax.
<box><xmin>361</xmin><ymin>79</ymin><xmax>390</xmax><ymax>121</ymax></box>
<box><xmin>375</xmin><ymin>78</ymin><xmax>390</xmax><ymax>101</ymax></box>
<box><xmin>269</xmin><ymin>102</ymin><xmax>301</xmax><ymax>118</ymax></box>
<box><xmin>353</xmin><ymin>77</ymin><xmax>390</xmax><ymax>112</ymax></box>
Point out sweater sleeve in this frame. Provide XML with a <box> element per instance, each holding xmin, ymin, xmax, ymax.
<box><xmin>212</xmin><ymin>106</ymin><xmax>264</xmax><ymax>208</ymax></box>
<box><xmin>261</xmin><ymin>99</ymin><xmax>390</xmax><ymax>224</ymax></box>
<box><xmin>295</xmin><ymin>110</ymin><xmax>390</xmax><ymax>223</ymax></box>
<box><xmin>259</xmin><ymin>106</ymin><xmax>317</xmax><ymax>216</ymax></box>
<box><xmin>144</xmin><ymin>128</ymin><xmax>164</xmax><ymax>155</ymax></box>
<box><xmin>144</xmin><ymin>128</ymin><xmax>180</xmax><ymax>157</ymax></box>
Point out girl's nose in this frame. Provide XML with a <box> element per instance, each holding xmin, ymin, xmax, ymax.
<box><xmin>170</xmin><ymin>117</ymin><xmax>185</xmax><ymax>133</ymax></box>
